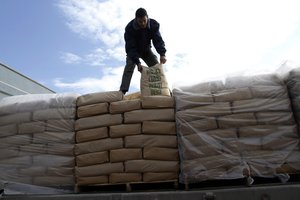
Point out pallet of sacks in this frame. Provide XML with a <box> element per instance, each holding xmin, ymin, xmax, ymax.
<box><xmin>285</xmin><ymin>66</ymin><xmax>300</xmax><ymax>131</ymax></box>
<box><xmin>0</xmin><ymin>93</ymin><xmax>78</xmax><ymax>189</ymax></box>
<box><xmin>74</xmin><ymin>91</ymin><xmax>179</xmax><ymax>191</ymax></box>
<box><xmin>282</xmin><ymin>65</ymin><xmax>300</xmax><ymax>175</ymax></box>
<box><xmin>174</xmin><ymin>73</ymin><xmax>300</xmax><ymax>185</ymax></box>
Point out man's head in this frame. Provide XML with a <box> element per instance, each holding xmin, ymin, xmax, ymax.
<box><xmin>135</xmin><ymin>8</ymin><xmax>148</xmax><ymax>29</ymax></box>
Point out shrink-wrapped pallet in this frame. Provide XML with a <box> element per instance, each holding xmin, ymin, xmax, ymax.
<box><xmin>174</xmin><ymin>73</ymin><xmax>300</xmax><ymax>184</ymax></box>
<box><xmin>285</xmin><ymin>65</ymin><xmax>300</xmax><ymax>134</ymax></box>
<box><xmin>0</xmin><ymin>93</ymin><xmax>79</xmax><ymax>191</ymax></box>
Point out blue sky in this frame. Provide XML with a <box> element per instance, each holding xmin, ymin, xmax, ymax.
<box><xmin>1</xmin><ymin>0</ymin><xmax>300</xmax><ymax>95</ymax></box>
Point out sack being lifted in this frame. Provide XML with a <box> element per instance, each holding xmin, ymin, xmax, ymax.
<box><xmin>140</xmin><ymin>64</ymin><xmax>171</xmax><ymax>97</ymax></box>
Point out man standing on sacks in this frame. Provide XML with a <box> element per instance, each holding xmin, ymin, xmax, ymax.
<box><xmin>119</xmin><ymin>8</ymin><xmax>167</xmax><ymax>95</ymax></box>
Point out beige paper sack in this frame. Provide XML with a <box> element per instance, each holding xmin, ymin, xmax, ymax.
<box><xmin>140</xmin><ymin>64</ymin><xmax>170</xmax><ymax>97</ymax></box>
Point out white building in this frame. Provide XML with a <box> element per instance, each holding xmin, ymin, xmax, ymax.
<box><xmin>0</xmin><ymin>62</ymin><xmax>55</xmax><ymax>99</ymax></box>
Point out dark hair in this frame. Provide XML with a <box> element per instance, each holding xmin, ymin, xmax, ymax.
<box><xmin>135</xmin><ymin>8</ymin><xmax>148</xmax><ymax>18</ymax></box>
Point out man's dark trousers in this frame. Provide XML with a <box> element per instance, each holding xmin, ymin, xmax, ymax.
<box><xmin>120</xmin><ymin>50</ymin><xmax>158</xmax><ymax>93</ymax></box>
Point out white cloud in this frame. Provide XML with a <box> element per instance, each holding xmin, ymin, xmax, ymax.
<box><xmin>57</xmin><ymin>0</ymin><xmax>133</xmax><ymax>46</ymax></box>
<box><xmin>61</xmin><ymin>52</ymin><xmax>82</xmax><ymax>64</ymax></box>
<box><xmin>57</xmin><ymin>0</ymin><xmax>300</xmax><ymax>93</ymax></box>
<box><xmin>61</xmin><ymin>47</ymin><xmax>125</xmax><ymax>66</ymax></box>
<box><xmin>159</xmin><ymin>0</ymin><xmax>300</xmax><ymax>88</ymax></box>
<box><xmin>85</xmin><ymin>48</ymin><xmax>106</xmax><ymax>66</ymax></box>
<box><xmin>106</xmin><ymin>46</ymin><xmax>124</xmax><ymax>62</ymax></box>
<box><xmin>53</xmin><ymin>65</ymin><xmax>142</xmax><ymax>94</ymax></box>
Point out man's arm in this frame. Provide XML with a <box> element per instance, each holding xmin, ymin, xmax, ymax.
<box><xmin>125</xmin><ymin>28</ymin><xmax>146</xmax><ymax>72</ymax></box>
<box><xmin>151</xmin><ymin>20</ymin><xmax>167</xmax><ymax>63</ymax></box>
<box><xmin>124</xmin><ymin>29</ymin><xmax>141</xmax><ymax>65</ymax></box>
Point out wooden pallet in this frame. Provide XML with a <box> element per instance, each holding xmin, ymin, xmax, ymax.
<box><xmin>74</xmin><ymin>180</ymin><xmax>179</xmax><ymax>193</ymax></box>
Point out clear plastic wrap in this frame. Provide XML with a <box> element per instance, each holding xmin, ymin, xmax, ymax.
<box><xmin>282</xmin><ymin>61</ymin><xmax>300</xmax><ymax>134</ymax></box>
<box><xmin>0</xmin><ymin>93</ymin><xmax>79</xmax><ymax>194</ymax></box>
<box><xmin>174</xmin><ymin>70</ymin><xmax>300</xmax><ymax>184</ymax></box>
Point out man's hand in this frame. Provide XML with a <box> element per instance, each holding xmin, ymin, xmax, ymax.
<box><xmin>160</xmin><ymin>55</ymin><xmax>167</xmax><ymax>64</ymax></box>
<box><xmin>137</xmin><ymin>64</ymin><xmax>145</xmax><ymax>72</ymax></box>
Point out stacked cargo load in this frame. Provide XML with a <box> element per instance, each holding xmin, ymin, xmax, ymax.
<box><xmin>74</xmin><ymin>91</ymin><xmax>179</xmax><ymax>189</ymax></box>
<box><xmin>285</xmin><ymin>67</ymin><xmax>300</xmax><ymax>132</ymax></box>
<box><xmin>225</xmin><ymin>74</ymin><xmax>299</xmax><ymax>179</ymax></box>
<box><xmin>174</xmin><ymin>73</ymin><xmax>300</xmax><ymax>184</ymax></box>
<box><xmin>123</xmin><ymin>95</ymin><xmax>178</xmax><ymax>183</ymax></box>
<box><xmin>0</xmin><ymin>93</ymin><xmax>78</xmax><ymax>188</ymax></box>
<box><xmin>75</xmin><ymin>91</ymin><xmax>124</xmax><ymax>186</ymax></box>
<box><xmin>283</xmin><ymin>66</ymin><xmax>300</xmax><ymax>175</ymax></box>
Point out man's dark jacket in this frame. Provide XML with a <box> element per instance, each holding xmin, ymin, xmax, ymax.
<box><xmin>124</xmin><ymin>18</ymin><xmax>166</xmax><ymax>65</ymax></box>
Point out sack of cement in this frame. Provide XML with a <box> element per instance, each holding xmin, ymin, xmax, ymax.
<box><xmin>140</xmin><ymin>64</ymin><xmax>170</xmax><ymax>97</ymax></box>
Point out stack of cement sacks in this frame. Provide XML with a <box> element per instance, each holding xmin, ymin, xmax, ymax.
<box><xmin>0</xmin><ymin>93</ymin><xmax>78</xmax><ymax>187</ymax></box>
<box><xmin>286</xmin><ymin>67</ymin><xmax>300</xmax><ymax>132</ymax></box>
<box><xmin>174</xmin><ymin>73</ymin><xmax>300</xmax><ymax>184</ymax></box>
<box><xmin>282</xmin><ymin>67</ymin><xmax>300</xmax><ymax>174</ymax></box>
<box><xmin>75</xmin><ymin>91</ymin><xmax>178</xmax><ymax>187</ymax></box>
